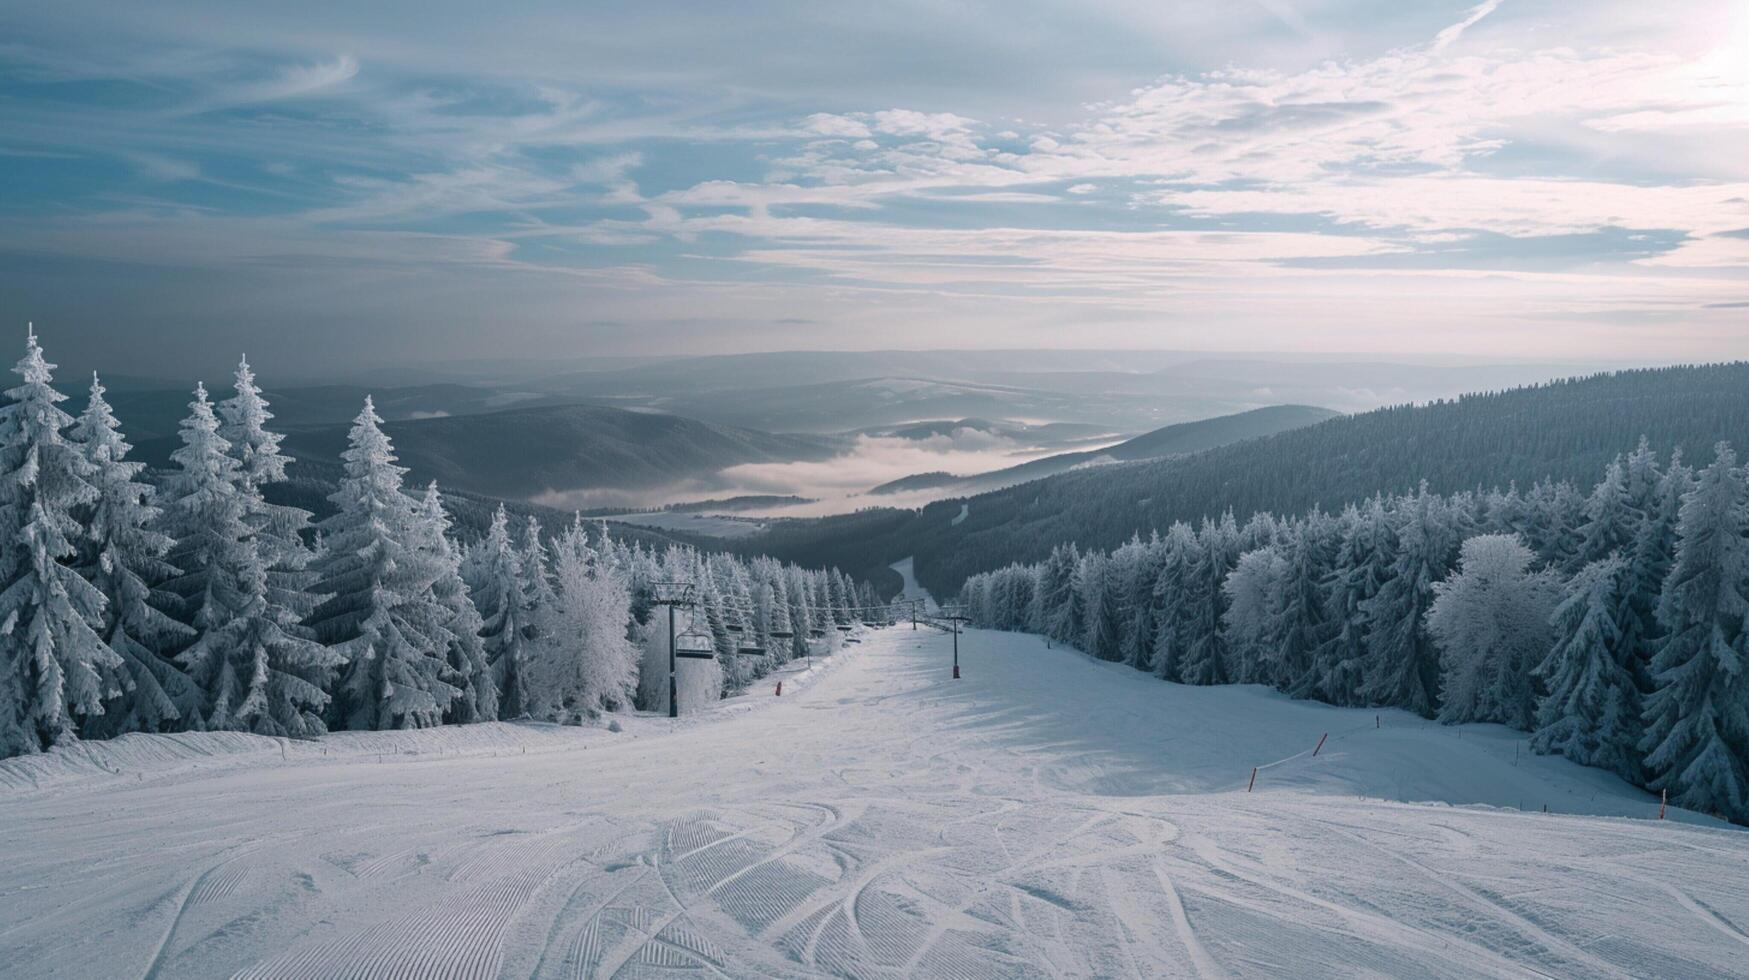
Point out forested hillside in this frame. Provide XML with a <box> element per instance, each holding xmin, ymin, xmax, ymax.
<box><xmin>277</xmin><ymin>404</ymin><xmax>840</xmax><ymax>500</ymax></box>
<box><xmin>742</xmin><ymin>364</ymin><xmax>1749</xmax><ymax>596</ymax></box>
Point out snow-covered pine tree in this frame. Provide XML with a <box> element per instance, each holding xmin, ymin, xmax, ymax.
<box><xmin>759</xmin><ymin>560</ymin><xmax>797</xmax><ymax>664</ymax></box>
<box><xmin>1481</xmin><ymin>483</ymin><xmax>1527</xmax><ymax>540</ymax></box>
<box><xmin>473</xmin><ymin>504</ymin><xmax>536</xmax><ymax>718</ymax></box>
<box><xmin>1577</xmin><ymin>457</ymin><xmax>1643</xmax><ymax>568</ymax></box>
<box><xmin>782</xmin><ymin>566</ymin><xmax>813</xmax><ymax>660</ymax></box>
<box><xmin>306</xmin><ymin>398</ymin><xmax>459</xmax><ymax>730</ymax></box>
<box><xmin>1076</xmin><ymin>551</ymin><xmax>1120</xmax><ymax>660</ymax></box>
<box><xmin>519</xmin><ymin>516</ymin><xmax>556</xmax><ymax>611</ymax></box>
<box><xmin>1116</xmin><ymin>535</ymin><xmax>1163</xmax><ymax>670</ymax></box>
<box><xmin>1426</xmin><ymin>533</ymin><xmax>1559</xmax><ymax>728</ymax></box>
<box><xmin>160</xmin><ymin>383</ymin><xmax>334</xmax><ymax>735</ymax></box>
<box><xmin>1319</xmin><ymin>497</ymin><xmax>1398</xmax><ymax>706</ymax></box>
<box><xmin>1358</xmin><ymin>485</ymin><xmax>1461</xmax><ymax>715</ymax></box>
<box><xmin>1532</xmin><ymin>555</ymin><xmax>1641</xmax><ymax>778</ymax></box>
<box><xmin>1622</xmin><ymin>449</ymin><xmax>1690</xmax><ymax>692</ymax></box>
<box><xmin>1035</xmin><ymin>543</ymin><xmax>1078</xmax><ymax>643</ymax></box>
<box><xmin>0</xmin><ymin>330</ymin><xmax>119</xmax><ymax>755</ymax></box>
<box><xmin>748</xmin><ymin>560</ymin><xmax>782</xmax><ymax>663</ymax></box>
<box><xmin>1178</xmin><ymin>513</ymin><xmax>1238</xmax><ymax>685</ymax></box>
<box><xmin>1149</xmin><ymin>522</ymin><xmax>1198</xmax><ymax>681</ymax></box>
<box><xmin>416</xmin><ymin>483</ymin><xmax>498</xmax><ymax>724</ymax></box>
<box><xmin>71</xmin><ymin>373</ymin><xmax>198</xmax><ymax>737</ymax></box>
<box><xmin>1271</xmin><ymin>511</ymin><xmax>1336</xmax><ymax>694</ymax></box>
<box><xmin>216</xmin><ymin>356</ymin><xmax>325</xmax><ymax>642</ymax></box>
<box><xmin>1522</xmin><ymin>479</ymin><xmax>1584</xmax><ymax>570</ymax></box>
<box><xmin>1222</xmin><ymin>546</ymin><xmax>1286</xmax><ymax>684</ymax></box>
<box><xmin>161</xmin><ymin>384</ymin><xmax>337</xmax><ymax>736</ymax></box>
<box><xmin>1640</xmin><ymin>444</ymin><xmax>1749</xmax><ymax>821</ymax></box>
<box><xmin>829</xmin><ymin>568</ymin><xmax>854</xmax><ymax>627</ymax></box>
<box><xmin>532</xmin><ymin>517</ymin><xmax>637</xmax><ymax>720</ymax></box>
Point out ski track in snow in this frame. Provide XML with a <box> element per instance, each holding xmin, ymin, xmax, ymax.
<box><xmin>4</xmin><ymin>628</ymin><xmax>1749</xmax><ymax>978</ymax></box>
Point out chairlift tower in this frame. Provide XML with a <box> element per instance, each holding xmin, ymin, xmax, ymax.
<box><xmin>653</xmin><ymin>580</ymin><xmax>775</xmax><ymax>717</ymax></box>
<box><xmin>944</xmin><ymin>610</ymin><xmax>971</xmax><ymax>679</ymax></box>
<box><xmin>653</xmin><ymin>581</ymin><xmax>702</xmax><ymax>718</ymax></box>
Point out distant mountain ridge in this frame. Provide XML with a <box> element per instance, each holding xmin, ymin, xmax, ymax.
<box><xmin>275</xmin><ymin>404</ymin><xmax>841</xmax><ymax>500</ymax></box>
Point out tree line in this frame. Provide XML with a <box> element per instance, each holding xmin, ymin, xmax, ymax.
<box><xmin>0</xmin><ymin>331</ymin><xmax>880</xmax><ymax>758</ymax></box>
<box><xmin>955</xmin><ymin>439</ymin><xmax>1749</xmax><ymax>823</ymax></box>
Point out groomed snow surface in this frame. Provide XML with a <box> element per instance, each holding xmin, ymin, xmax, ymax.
<box><xmin>4</xmin><ymin>627</ymin><xmax>1748</xmax><ymax>978</ymax></box>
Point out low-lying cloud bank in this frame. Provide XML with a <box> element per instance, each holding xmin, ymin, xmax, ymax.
<box><xmin>533</xmin><ymin>427</ymin><xmax>1120</xmax><ymax>518</ymax></box>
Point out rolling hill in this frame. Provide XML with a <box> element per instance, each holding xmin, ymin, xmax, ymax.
<box><xmin>274</xmin><ymin>404</ymin><xmax>841</xmax><ymax>502</ymax></box>
<box><xmin>731</xmin><ymin>363</ymin><xmax>1749</xmax><ymax>596</ymax></box>
<box><xmin>869</xmin><ymin>404</ymin><xmax>1338</xmax><ymax>497</ymax></box>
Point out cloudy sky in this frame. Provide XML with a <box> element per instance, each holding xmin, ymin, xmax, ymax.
<box><xmin>2</xmin><ymin>0</ymin><xmax>1746</xmax><ymax>376</ymax></box>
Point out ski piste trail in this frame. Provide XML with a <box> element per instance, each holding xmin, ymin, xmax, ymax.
<box><xmin>4</xmin><ymin>625</ymin><xmax>1748</xmax><ymax>978</ymax></box>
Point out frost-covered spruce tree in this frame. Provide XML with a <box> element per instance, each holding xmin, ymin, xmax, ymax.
<box><xmin>1116</xmin><ymin>536</ymin><xmax>1160</xmax><ymax>669</ymax></box>
<box><xmin>474</xmin><ymin>504</ymin><xmax>536</xmax><ymax>718</ymax></box>
<box><xmin>1622</xmin><ymin>449</ymin><xmax>1690</xmax><ymax>691</ymax></box>
<box><xmin>1640</xmin><ymin>444</ymin><xmax>1749</xmax><ymax>820</ymax></box>
<box><xmin>71</xmin><ymin>373</ymin><xmax>198</xmax><ymax>737</ymax></box>
<box><xmin>307</xmin><ymin>398</ymin><xmax>459</xmax><ymax>730</ymax></box>
<box><xmin>532</xmin><ymin>518</ymin><xmax>637</xmax><ymax>720</ymax></box>
<box><xmin>1426</xmin><ymin>534</ymin><xmax>1559</xmax><ymax>729</ymax></box>
<box><xmin>1533</xmin><ymin>555</ymin><xmax>1641</xmax><ymax>778</ymax></box>
<box><xmin>1149</xmin><ymin>523</ymin><xmax>1197</xmax><ymax>681</ymax></box>
<box><xmin>1577</xmin><ymin>457</ymin><xmax>1644</xmax><ymax>568</ymax></box>
<box><xmin>1076</xmin><ymin>551</ymin><xmax>1120</xmax><ymax>661</ymax></box>
<box><xmin>829</xmin><ymin>568</ymin><xmax>855</xmax><ymax>626</ymax></box>
<box><xmin>1035</xmin><ymin>543</ymin><xmax>1078</xmax><ymax>643</ymax></box>
<box><xmin>1301</xmin><ymin>503</ymin><xmax>1383</xmax><ymax>703</ymax></box>
<box><xmin>161</xmin><ymin>384</ymin><xmax>336</xmax><ymax>736</ymax></box>
<box><xmin>416</xmin><ymin>483</ymin><xmax>497</xmax><ymax>724</ymax></box>
<box><xmin>1522</xmin><ymin>479</ymin><xmax>1585</xmax><ymax>570</ymax></box>
<box><xmin>1267</xmin><ymin>513</ymin><xmax>1335</xmax><ymax>694</ymax></box>
<box><xmin>761</xmin><ymin>573</ymin><xmax>794</xmax><ymax>664</ymax></box>
<box><xmin>0</xmin><ymin>330</ymin><xmax>118</xmax><ymax>755</ymax></box>
<box><xmin>1222</xmin><ymin>546</ymin><xmax>1286</xmax><ymax>684</ymax></box>
<box><xmin>1178</xmin><ymin>513</ymin><xmax>1238</xmax><ymax>685</ymax></box>
<box><xmin>1359</xmin><ymin>485</ymin><xmax>1461</xmax><ymax>715</ymax></box>
<box><xmin>780</xmin><ymin>565</ymin><xmax>810</xmax><ymax>660</ymax></box>
<box><xmin>217</xmin><ymin>356</ymin><xmax>324</xmax><ymax>635</ymax></box>
<box><xmin>520</xmin><ymin>516</ymin><xmax>556</xmax><ymax>611</ymax></box>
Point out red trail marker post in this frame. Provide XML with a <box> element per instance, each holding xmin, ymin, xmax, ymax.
<box><xmin>1313</xmin><ymin>733</ymin><xmax>1329</xmax><ymax>757</ymax></box>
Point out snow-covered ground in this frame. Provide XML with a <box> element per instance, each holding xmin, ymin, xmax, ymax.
<box><xmin>4</xmin><ymin>627</ymin><xmax>1747</xmax><ymax>978</ymax></box>
<box><xmin>889</xmin><ymin>556</ymin><xmax>939</xmax><ymax>615</ymax></box>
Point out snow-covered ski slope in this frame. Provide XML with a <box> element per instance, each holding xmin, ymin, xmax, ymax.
<box><xmin>4</xmin><ymin>628</ymin><xmax>1748</xmax><ymax>978</ymax></box>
